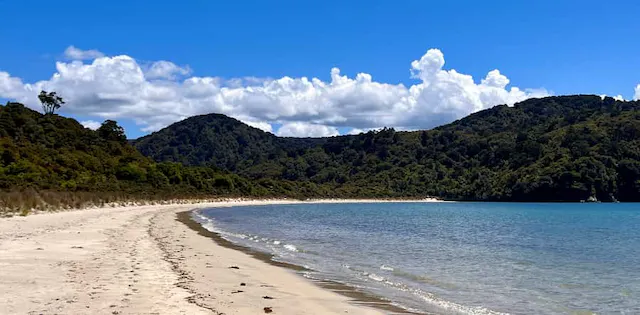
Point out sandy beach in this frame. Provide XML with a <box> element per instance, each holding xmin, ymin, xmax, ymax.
<box><xmin>0</xmin><ymin>199</ymin><xmax>437</xmax><ymax>314</ymax></box>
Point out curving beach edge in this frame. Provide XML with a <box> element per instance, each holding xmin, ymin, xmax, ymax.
<box><xmin>0</xmin><ymin>199</ymin><xmax>442</xmax><ymax>314</ymax></box>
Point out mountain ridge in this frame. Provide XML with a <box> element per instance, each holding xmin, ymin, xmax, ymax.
<box><xmin>133</xmin><ymin>95</ymin><xmax>640</xmax><ymax>201</ymax></box>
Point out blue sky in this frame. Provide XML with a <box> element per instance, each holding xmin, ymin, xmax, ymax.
<box><xmin>1</xmin><ymin>0</ymin><xmax>639</xmax><ymax>138</ymax></box>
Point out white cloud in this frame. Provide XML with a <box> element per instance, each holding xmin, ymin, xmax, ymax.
<box><xmin>64</xmin><ymin>46</ymin><xmax>104</xmax><ymax>60</ymax></box>
<box><xmin>145</xmin><ymin>61</ymin><xmax>191</xmax><ymax>80</ymax></box>
<box><xmin>236</xmin><ymin>116</ymin><xmax>273</xmax><ymax>133</ymax></box>
<box><xmin>277</xmin><ymin>122</ymin><xmax>339</xmax><ymax>137</ymax></box>
<box><xmin>634</xmin><ymin>84</ymin><xmax>640</xmax><ymax>101</ymax></box>
<box><xmin>0</xmin><ymin>72</ymin><xmax>30</xmax><ymax>100</ymax></box>
<box><xmin>80</xmin><ymin>120</ymin><xmax>102</xmax><ymax>130</ymax></box>
<box><xmin>346</xmin><ymin>127</ymin><xmax>384</xmax><ymax>135</ymax></box>
<box><xmin>1</xmin><ymin>47</ymin><xmax>554</xmax><ymax>137</ymax></box>
<box><xmin>602</xmin><ymin>94</ymin><xmax>626</xmax><ymax>101</ymax></box>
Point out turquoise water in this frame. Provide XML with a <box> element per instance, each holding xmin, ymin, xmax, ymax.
<box><xmin>194</xmin><ymin>202</ymin><xmax>640</xmax><ymax>314</ymax></box>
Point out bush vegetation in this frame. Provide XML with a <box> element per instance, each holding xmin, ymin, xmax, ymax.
<box><xmin>0</xmin><ymin>102</ymin><xmax>330</xmax><ymax>213</ymax></box>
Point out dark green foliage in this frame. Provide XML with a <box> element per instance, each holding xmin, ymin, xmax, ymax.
<box><xmin>0</xmin><ymin>102</ymin><xmax>325</xmax><ymax>212</ymax></box>
<box><xmin>98</xmin><ymin>120</ymin><xmax>127</xmax><ymax>143</ymax></box>
<box><xmin>135</xmin><ymin>95</ymin><xmax>640</xmax><ymax>201</ymax></box>
<box><xmin>133</xmin><ymin>113</ymin><xmax>326</xmax><ymax>170</ymax></box>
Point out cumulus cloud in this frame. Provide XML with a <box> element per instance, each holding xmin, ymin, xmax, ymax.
<box><xmin>346</xmin><ymin>127</ymin><xmax>384</xmax><ymax>135</ymax></box>
<box><xmin>80</xmin><ymin>120</ymin><xmax>102</xmax><ymax>130</ymax></box>
<box><xmin>1</xmin><ymin>47</ymin><xmax>554</xmax><ymax>137</ymax></box>
<box><xmin>602</xmin><ymin>94</ymin><xmax>626</xmax><ymax>101</ymax></box>
<box><xmin>236</xmin><ymin>116</ymin><xmax>273</xmax><ymax>133</ymax></box>
<box><xmin>277</xmin><ymin>122</ymin><xmax>339</xmax><ymax>137</ymax></box>
<box><xmin>145</xmin><ymin>61</ymin><xmax>191</xmax><ymax>80</ymax></box>
<box><xmin>64</xmin><ymin>46</ymin><xmax>104</xmax><ymax>60</ymax></box>
<box><xmin>635</xmin><ymin>84</ymin><xmax>640</xmax><ymax>101</ymax></box>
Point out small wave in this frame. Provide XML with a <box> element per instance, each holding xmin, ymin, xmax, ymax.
<box><xmin>363</xmin><ymin>269</ymin><xmax>507</xmax><ymax>315</ymax></box>
<box><xmin>284</xmin><ymin>244</ymin><xmax>298</xmax><ymax>252</ymax></box>
<box><xmin>305</xmin><ymin>270</ymin><xmax>502</xmax><ymax>315</ymax></box>
<box><xmin>339</xmin><ymin>266</ymin><xmax>508</xmax><ymax>315</ymax></box>
<box><xmin>218</xmin><ymin>230</ymin><xmax>249</xmax><ymax>240</ymax></box>
<box><xmin>273</xmin><ymin>240</ymin><xmax>281</xmax><ymax>245</ymax></box>
<box><xmin>193</xmin><ymin>213</ymin><xmax>218</xmax><ymax>234</ymax></box>
<box><xmin>367</xmin><ymin>273</ymin><xmax>385</xmax><ymax>282</ymax></box>
<box><xmin>380</xmin><ymin>265</ymin><xmax>394</xmax><ymax>271</ymax></box>
<box><xmin>192</xmin><ymin>212</ymin><xmax>249</xmax><ymax>239</ymax></box>
<box><xmin>201</xmin><ymin>221</ymin><xmax>215</xmax><ymax>232</ymax></box>
<box><xmin>193</xmin><ymin>212</ymin><xmax>213</xmax><ymax>225</ymax></box>
<box><xmin>413</xmin><ymin>291</ymin><xmax>511</xmax><ymax>315</ymax></box>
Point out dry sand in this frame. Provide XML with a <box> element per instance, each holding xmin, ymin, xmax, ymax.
<box><xmin>0</xmin><ymin>199</ymin><xmax>438</xmax><ymax>314</ymax></box>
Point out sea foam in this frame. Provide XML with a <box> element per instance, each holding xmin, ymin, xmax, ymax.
<box><xmin>284</xmin><ymin>244</ymin><xmax>298</xmax><ymax>252</ymax></box>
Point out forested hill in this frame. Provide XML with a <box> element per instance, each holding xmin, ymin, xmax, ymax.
<box><xmin>134</xmin><ymin>113</ymin><xmax>326</xmax><ymax>171</ymax></box>
<box><xmin>134</xmin><ymin>95</ymin><xmax>640</xmax><ymax>202</ymax></box>
<box><xmin>0</xmin><ymin>102</ymin><xmax>325</xmax><ymax>212</ymax></box>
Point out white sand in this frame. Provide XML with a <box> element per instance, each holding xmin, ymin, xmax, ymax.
<box><xmin>0</xmin><ymin>199</ymin><xmax>440</xmax><ymax>314</ymax></box>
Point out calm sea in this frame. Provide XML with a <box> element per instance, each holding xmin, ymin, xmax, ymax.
<box><xmin>194</xmin><ymin>202</ymin><xmax>640</xmax><ymax>315</ymax></box>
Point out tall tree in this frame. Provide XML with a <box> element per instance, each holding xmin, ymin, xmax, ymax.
<box><xmin>97</xmin><ymin>120</ymin><xmax>127</xmax><ymax>143</ymax></box>
<box><xmin>38</xmin><ymin>90</ymin><xmax>65</xmax><ymax>115</ymax></box>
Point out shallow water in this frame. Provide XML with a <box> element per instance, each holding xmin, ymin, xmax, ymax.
<box><xmin>195</xmin><ymin>202</ymin><xmax>640</xmax><ymax>314</ymax></box>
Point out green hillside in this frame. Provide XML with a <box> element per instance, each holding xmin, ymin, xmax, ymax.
<box><xmin>0</xmin><ymin>102</ymin><xmax>327</xmax><ymax>212</ymax></box>
<box><xmin>134</xmin><ymin>113</ymin><xmax>326</xmax><ymax>171</ymax></box>
<box><xmin>134</xmin><ymin>95</ymin><xmax>640</xmax><ymax>201</ymax></box>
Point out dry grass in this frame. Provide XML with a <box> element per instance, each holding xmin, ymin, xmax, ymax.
<box><xmin>0</xmin><ymin>190</ymin><xmax>237</xmax><ymax>217</ymax></box>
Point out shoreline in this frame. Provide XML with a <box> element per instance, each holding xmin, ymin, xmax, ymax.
<box><xmin>1</xmin><ymin>196</ymin><xmax>448</xmax><ymax>217</ymax></box>
<box><xmin>0</xmin><ymin>199</ymin><xmax>442</xmax><ymax>314</ymax></box>
<box><xmin>178</xmin><ymin>209</ymin><xmax>420</xmax><ymax>314</ymax></box>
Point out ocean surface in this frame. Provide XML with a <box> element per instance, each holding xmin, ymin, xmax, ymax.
<box><xmin>193</xmin><ymin>202</ymin><xmax>640</xmax><ymax>315</ymax></box>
